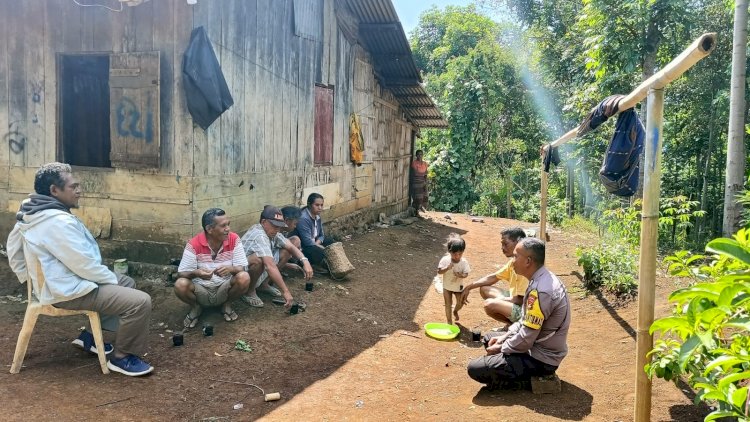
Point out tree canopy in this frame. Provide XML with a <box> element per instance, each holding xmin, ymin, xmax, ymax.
<box><xmin>410</xmin><ymin>0</ymin><xmax>742</xmax><ymax>248</ymax></box>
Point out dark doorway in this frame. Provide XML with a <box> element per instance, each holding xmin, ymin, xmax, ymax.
<box><xmin>60</xmin><ymin>54</ymin><xmax>111</xmax><ymax>167</ymax></box>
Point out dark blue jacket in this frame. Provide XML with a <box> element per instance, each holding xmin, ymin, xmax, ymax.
<box><xmin>295</xmin><ymin>208</ymin><xmax>324</xmax><ymax>248</ymax></box>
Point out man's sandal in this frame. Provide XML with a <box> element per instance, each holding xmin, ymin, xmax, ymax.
<box><xmin>183</xmin><ymin>311</ymin><xmax>200</xmax><ymax>329</ymax></box>
<box><xmin>223</xmin><ymin>309</ymin><xmax>239</xmax><ymax>322</ymax></box>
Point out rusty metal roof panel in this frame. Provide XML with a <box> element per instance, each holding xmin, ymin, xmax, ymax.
<box><xmin>343</xmin><ymin>0</ymin><xmax>447</xmax><ymax>128</ymax></box>
<box><xmin>344</xmin><ymin>0</ymin><xmax>398</xmax><ymax>22</ymax></box>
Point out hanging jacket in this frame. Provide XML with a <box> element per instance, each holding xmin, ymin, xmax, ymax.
<box><xmin>577</xmin><ymin>95</ymin><xmax>624</xmax><ymax>137</ymax></box>
<box><xmin>182</xmin><ymin>26</ymin><xmax>234</xmax><ymax>130</ymax></box>
<box><xmin>599</xmin><ymin>108</ymin><xmax>645</xmax><ymax>197</ymax></box>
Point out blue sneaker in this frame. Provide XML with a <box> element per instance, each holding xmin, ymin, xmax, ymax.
<box><xmin>107</xmin><ymin>354</ymin><xmax>154</xmax><ymax>377</ymax></box>
<box><xmin>72</xmin><ymin>330</ymin><xmax>114</xmax><ymax>355</ymax></box>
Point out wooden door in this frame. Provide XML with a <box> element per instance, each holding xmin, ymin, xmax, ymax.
<box><xmin>109</xmin><ymin>52</ymin><xmax>160</xmax><ymax>169</ymax></box>
<box><xmin>314</xmin><ymin>85</ymin><xmax>333</xmax><ymax>165</ymax></box>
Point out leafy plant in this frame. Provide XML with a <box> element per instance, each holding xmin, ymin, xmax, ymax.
<box><xmin>647</xmin><ymin>229</ymin><xmax>750</xmax><ymax>421</ymax></box>
<box><xmin>737</xmin><ymin>177</ymin><xmax>750</xmax><ymax>229</ymax></box>
<box><xmin>235</xmin><ymin>339</ymin><xmax>252</xmax><ymax>353</ymax></box>
<box><xmin>601</xmin><ymin>200</ymin><xmax>642</xmax><ymax>247</ymax></box>
<box><xmin>600</xmin><ymin>196</ymin><xmax>706</xmax><ymax>251</ymax></box>
<box><xmin>561</xmin><ymin>214</ymin><xmax>600</xmax><ymax>234</ymax></box>
<box><xmin>659</xmin><ymin>195</ymin><xmax>706</xmax><ymax>249</ymax></box>
<box><xmin>576</xmin><ymin>241</ymin><xmax>637</xmax><ymax>297</ymax></box>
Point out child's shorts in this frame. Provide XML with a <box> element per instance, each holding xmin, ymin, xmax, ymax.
<box><xmin>510</xmin><ymin>303</ymin><xmax>522</xmax><ymax>322</ymax></box>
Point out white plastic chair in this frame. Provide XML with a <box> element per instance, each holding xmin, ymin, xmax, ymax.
<box><xmin>10</xmin><ymin>257</ymin><xmax>109</xmax><ymax>374</ymax></box>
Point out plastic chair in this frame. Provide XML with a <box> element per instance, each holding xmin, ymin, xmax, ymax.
<box><xmin>10</xmin><ymin>258</ymin><xmax>109</xmax><ymax>374</ymax></box>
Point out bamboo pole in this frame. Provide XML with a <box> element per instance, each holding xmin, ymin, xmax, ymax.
<box><xmin>634</xmin><ymin>88</ymin><xmax>664</xmax><ymax>422</ymax></box>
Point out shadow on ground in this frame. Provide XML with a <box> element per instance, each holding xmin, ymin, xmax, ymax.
<box><xmin>0</xmin><ymin>219</ymin><xmax>468</xmax><ymax>420</ymax></box>
<box><xmin>471</xmin><ymin>380</ymin><xmax>593</xmax><ymax>420</ymax></box>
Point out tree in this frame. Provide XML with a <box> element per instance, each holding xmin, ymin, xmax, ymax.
<box><xmin>722</xmin><ymin>0</ymin><xmax>748</xmax><ymax>236</ymax></box>
<box><xmin>409</xmin><ymin>7</ymin><xmax>548</xmax><ymax>213</ymax></box>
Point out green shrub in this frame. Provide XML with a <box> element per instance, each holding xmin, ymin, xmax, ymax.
<box><xmin>471</xmin><ymin>195</ymin><xmax>497</xmax><ymax>217</ymax></box>
<box><xmin>647</xmin><ymin>228</ymin><xmax>750</xmax><ymax>421</ymax></box>
<box><xmin>561</xmin><ymin>215</ymin><xmax>599</xmax><ymax>234</ymax></box>
<box><xmin>599</xmin><ymin>195</ymin><xmax>705</xmax><ymax>250</ymax></box>
<box><xmin>576</xmin><ymin>242</ymin><xmax>637</xmax><ymax>297</ymax></box>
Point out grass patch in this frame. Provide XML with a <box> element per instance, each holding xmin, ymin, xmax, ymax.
<box><xmin>560</xmin><ymin>215</ymin><xmax>599</xmax><ymax>234</ymax></box>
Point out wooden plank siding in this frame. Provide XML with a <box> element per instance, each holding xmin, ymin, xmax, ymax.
<box><xmin>0</xmin><ymin>0</ymin><xmax>9</xmax><ymax>192</ymax></box>
<box><xmin>0</xmin><ymin>0</ymin><xmax>416</xmax><ymax>261</ymax></box>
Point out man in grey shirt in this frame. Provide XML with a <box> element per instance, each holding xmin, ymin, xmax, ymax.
<box><xmin>467</xmin><ymin>237</ymin><xmax>571</xmax><ymax>389</ymax></box>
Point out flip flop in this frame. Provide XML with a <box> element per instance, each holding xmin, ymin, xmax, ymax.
<box><xmin>183</xmin><ymin>309</ymin><xmax>201</xmax><ymax>329</ymax></box>
<box><xmin>222</xmin><ymin>310</ymin><xmax>239</xmax><ymax>322</ymax></box>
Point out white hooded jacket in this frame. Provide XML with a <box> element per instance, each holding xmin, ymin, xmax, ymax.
<box><xmin>7</xmin><ymin>208</ymin><xmax>117</xmax><ymax>305</ymax></box>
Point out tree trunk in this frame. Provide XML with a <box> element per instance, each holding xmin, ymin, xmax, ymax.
<box><xmin>579</xmin><ymin>162</ymin><xmax>594</xmax><ymax>217</ymax></box>
<box><xmin>636</xmin><ymin>2</ymin><xmax>665</xmax><ymax>199</ymax></box>
<box><xmin>696</xmin><ymin>92</ymin><xmax>717</xmax><ymax>244</ymax></box>
<box><xmin>567</xmin><ymin>164</ymin><xmax>575</xmax><ymax>217</ymax></box>
<box><xmin>506</xmin><ymin>171</ymin><xmax>512</xmax><ymax>218</ymax></box>
<box><xmin>722</xmin><ymin>0</ymin><xmax>749</xmax><ymax>236</ymax></box>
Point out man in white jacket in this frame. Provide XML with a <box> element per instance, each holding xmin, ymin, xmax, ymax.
<box><xmin>7</xmin><ymin>162</ymin><xmax>154</xmax><ymax>376</ymax></box>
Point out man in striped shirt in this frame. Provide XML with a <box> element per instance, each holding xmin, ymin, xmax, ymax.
<box><xmin>241</xmin><ymin>205</ymin><xmax>313</xmax><ymax>309</ymax></box>
<box><xmin>174</xmin><ymin>208</ymin><xmax>250</xmax><ymax>328</ymax></box>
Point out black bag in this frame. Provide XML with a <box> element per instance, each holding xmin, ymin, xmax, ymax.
<box><xmin>598</xmin><ymin>108</ymin><xmax>644</xmax><ymax>197</ymax></box>
<box><xmin>182</xmin><ymin>27</ymin><xmax>234</xmax><ymax>130</ymax></box>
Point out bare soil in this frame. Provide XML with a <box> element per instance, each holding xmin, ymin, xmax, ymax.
<box><xmin>0</xmin><ymin>212</ymin><xmax>708</xmax><ymax>421</ymax></box>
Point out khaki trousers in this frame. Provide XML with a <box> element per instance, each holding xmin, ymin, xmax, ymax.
<box><xmin>55</xmin><ymin>275</ymin><xmax>151</xmax><ymax>356</ymax></box>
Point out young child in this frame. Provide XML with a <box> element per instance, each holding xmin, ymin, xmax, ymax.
<box><xmin>437</xmin><ymin>233</ymin><xmax>471</xmax><ymax>324</ymax></box>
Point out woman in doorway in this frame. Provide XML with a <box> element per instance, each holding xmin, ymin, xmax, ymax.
<box><xmin>410</xmin><ymin>150</ymin><xmax>429</xmax><ymax>214</ymax></box>
<box><xmin>295</xmin><ymin>193</ymin><xmax>334</xmax><ymax>268</ymax></box>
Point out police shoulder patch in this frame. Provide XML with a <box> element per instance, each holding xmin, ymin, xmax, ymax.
<box><xmin>523</xmin><ymin>289</ymin><xmax>544</xmax><ymax>330</ymax></box>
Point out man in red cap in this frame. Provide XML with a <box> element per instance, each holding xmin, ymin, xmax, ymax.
<box><xmin>240</xmin><ymin>205</ymin><xmax>313</xmax><ymax>309</ymax></box>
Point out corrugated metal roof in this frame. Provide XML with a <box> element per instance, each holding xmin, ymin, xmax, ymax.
<box><xmin>343</xmin><ymin>0</ymin><xmax>448</xmax><ymax>129</ymax></box>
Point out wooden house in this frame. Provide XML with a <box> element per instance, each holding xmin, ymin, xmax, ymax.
<box><xmin>0</xmin><ymin>0</ymin><xmax>446</xmax><ymax>261</ymax></box>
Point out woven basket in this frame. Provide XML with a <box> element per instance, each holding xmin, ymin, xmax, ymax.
<box><xmin>323</xmin><ymin>242</ymin><xmax>355</xmax><ymax>279</ymax></box>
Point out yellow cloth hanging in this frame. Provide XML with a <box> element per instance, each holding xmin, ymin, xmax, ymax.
<box><xmin>349</xmin><ymin>113</ymin><xmax>364</xmax><ymax>166</ymax></box>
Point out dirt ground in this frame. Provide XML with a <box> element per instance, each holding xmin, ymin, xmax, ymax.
<box><xmin>0</xmin><ymin>212</ymin><xmax>708</xmax><ymax>421</ymax></box>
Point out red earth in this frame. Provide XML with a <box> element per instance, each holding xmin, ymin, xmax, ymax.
<box><xmin>0</xmin><ymin>211</ymin><xmax>707</xmax><ymax>421</ymax></box>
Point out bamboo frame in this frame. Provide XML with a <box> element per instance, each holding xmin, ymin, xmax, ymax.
<box><xmin>545</xmin><ymin>32</ymin><xmax>717</xmax><ymax>149</ymax></box>
<box><xmin>533</xmin><ymin>33</ymin><xmax>717</xmax><ymax>422</ymax></box>
<box><xmin>634</xmin><ymin>88</ymin><xmax>664</xmax><ymax>422</ymax></box>
<box><xmin>538</xmin><ymin>33</ymin><xmax>716</xmax><ymax>239</ymax></box>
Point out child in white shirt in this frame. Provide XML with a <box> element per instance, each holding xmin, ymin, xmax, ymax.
<box><xmin>437</xmin><ymin>233</ymin><xmax>471</xmax><ymax>324</ymax></box>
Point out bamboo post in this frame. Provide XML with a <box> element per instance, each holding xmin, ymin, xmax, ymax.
<box><xmin>537</xmin><ymin>33</ymin><xmax>716</xmax><ymax>241</ymax></box>
<box><xmin>539</xmin><ymin>167</ymin><xmax>548</xmax><ymax>241</ymax></box>
<box><xmin>634</xmin><ymin>88</ymin><xmax>664</xmax><ymax>422</ymax></box>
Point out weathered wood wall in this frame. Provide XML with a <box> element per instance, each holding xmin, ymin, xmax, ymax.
<box><xmin>0</xmin><ymin>0</ymin><xmax>414</xmax><ymax>261</ymax></box>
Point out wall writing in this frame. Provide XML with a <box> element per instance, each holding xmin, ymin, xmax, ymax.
<box><xmin>5</xmin><ymin>121</ymin><xmax>26</xmax><ymax>154</ymax></box>
<box><xmin>116</xmin><ymin>95</ymin><xmax>154</xmax><ymax>144</ymax></box>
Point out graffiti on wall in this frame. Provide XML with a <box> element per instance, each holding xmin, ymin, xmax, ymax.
<box><xmin>30</xmin><ymin>81</ymin><xmax>43</xmax><ymax>104</ymax></box>
<box><xmin>115</xmin><ymin>95</ymin><xmax>154</xmax><ymax>143</ymax></box>
<box><xmin>5</xmin><ymin>121</ymin><xmax>27</xmax><ymax>154</ymax></box>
